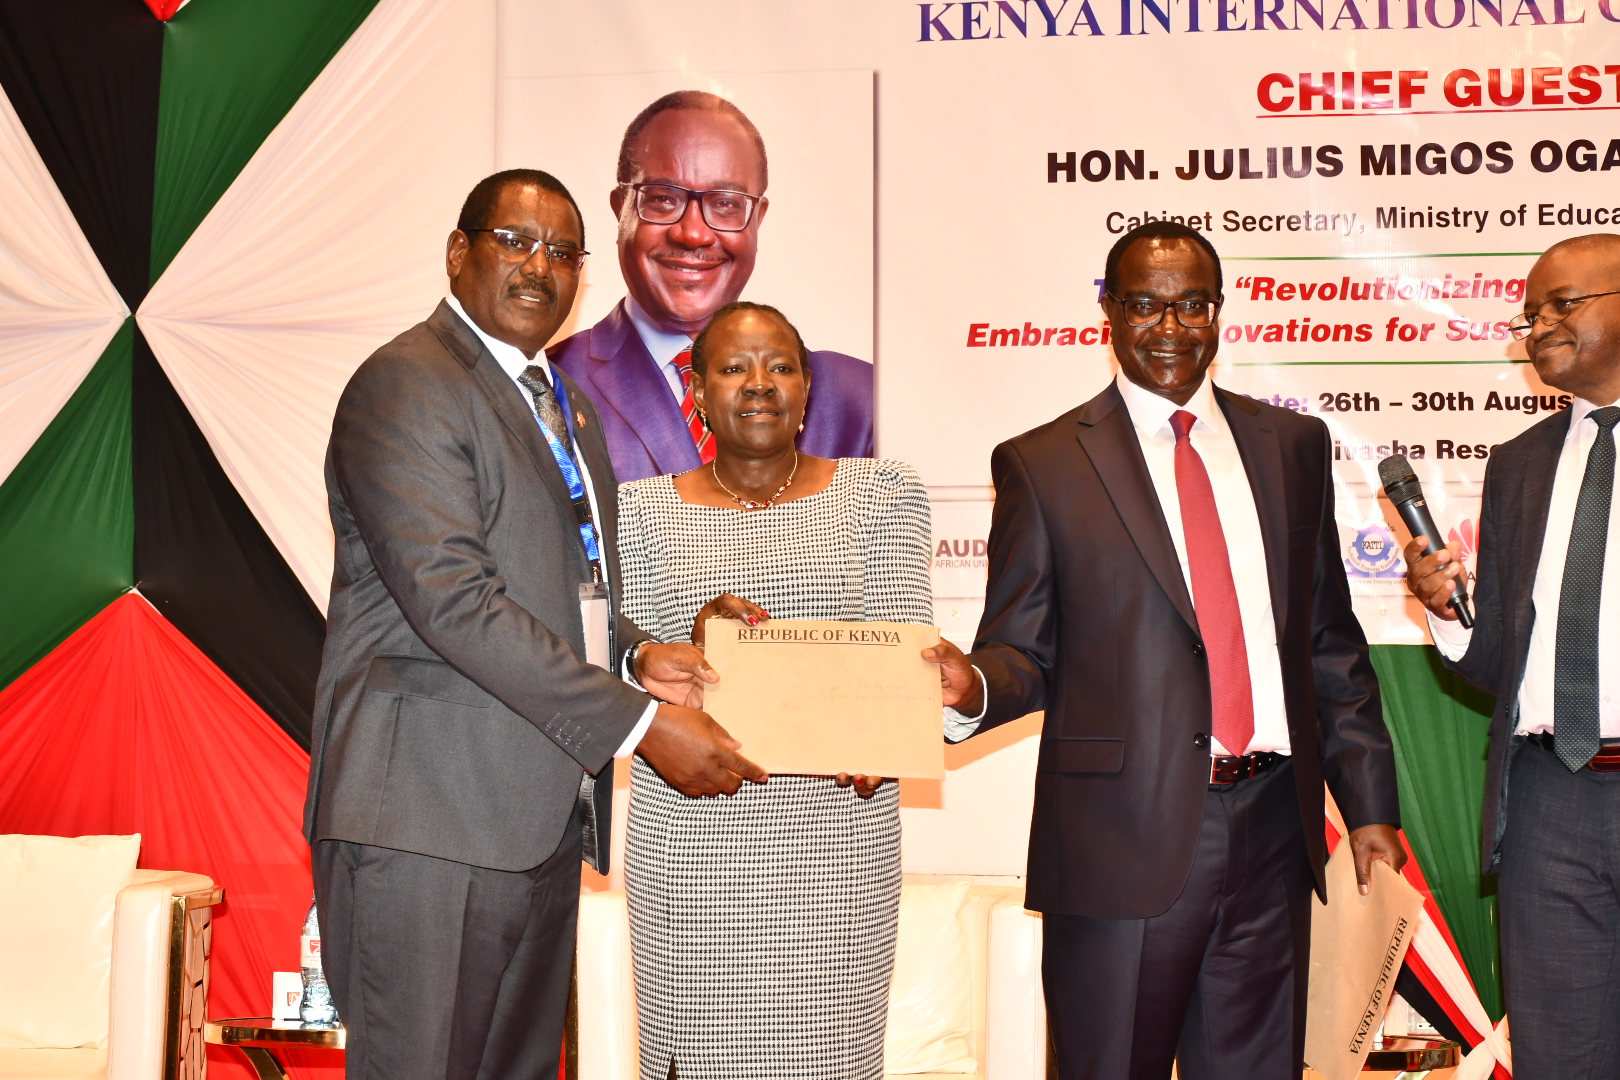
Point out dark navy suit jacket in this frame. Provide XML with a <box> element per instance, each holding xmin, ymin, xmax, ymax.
<box><xmin>548</xmin><ymin>299</ymin><xmax>874</xmax><ymax>482</ymax></box>
<box><xmin>965</xmin><ymin>382</ymin><xmax>1399</xmax><ymax>917</ymax></box>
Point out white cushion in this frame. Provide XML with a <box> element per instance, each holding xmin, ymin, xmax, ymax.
<box><xmin>0</xmin><ymin>835</ymin><xmax>140</xmax><ymax>1049</ymax></box>
<box><xmin>0</xmin><ymin>1048</ymin><xmax>108</xmax><ymax>1080</ymax></box>
<box><xmin>883</xmin><ymin>883</ymin><xmax>978</xmax><ymax>1075</ymax></box>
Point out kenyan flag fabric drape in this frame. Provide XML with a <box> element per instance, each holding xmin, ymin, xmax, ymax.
<box><xmin>0</xmin><ymin>1</ymin><xmax>496</xmax><ymax>1075</ymax></box>
<box><xmin>0</xmin><ymin>1</ymin><xmax>1506</xmax><ymax>1076</ymax></box>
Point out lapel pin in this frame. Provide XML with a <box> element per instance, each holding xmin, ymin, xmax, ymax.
<box><xmin>576</xmin><ymin>411</ymin><xmax>587</xmax><ymax>429</ymax></box>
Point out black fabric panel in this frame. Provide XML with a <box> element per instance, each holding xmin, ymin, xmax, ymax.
<box><xmin>133</xmin><ymin>330</ymin><xmax>324</xmax><ymax>748</ymax></box>
<box><xmin>1394</xmin><ymin>964</ymin><xmax>1469</xmax><ymax>1047</ymax></box>
<box><xmin>0</xmin><ymin>0</ymin><xmax>161</xmax><ymax>308</ymax></box>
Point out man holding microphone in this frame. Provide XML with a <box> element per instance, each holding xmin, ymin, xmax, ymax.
<box><xmin>1404</xmin><ymin>233</ymin><xmax>1620</xmax><ymax>1080</ymax></box>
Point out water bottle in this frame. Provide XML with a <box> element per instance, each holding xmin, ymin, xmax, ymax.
<box><xmin>298</xmin><ymin>898</ymin><xmax>339</xmax><ymax>1026</ymax></box>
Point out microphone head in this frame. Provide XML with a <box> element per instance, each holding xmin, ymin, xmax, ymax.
<box><xmin>1377</xmin><ymin>454</ymin><xmax>1423</xmax><ymax>502</ymax></box>
<box><xmin>1377</xmin><ymin>454</ymin><xmax>1416</xmax><ymax>489</ymax></box>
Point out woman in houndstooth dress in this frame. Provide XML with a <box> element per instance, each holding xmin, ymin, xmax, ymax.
<box><xmin>615</xmin><ymin>303</ymin><xmax>933</xmax><ymax>1080</ymax></box>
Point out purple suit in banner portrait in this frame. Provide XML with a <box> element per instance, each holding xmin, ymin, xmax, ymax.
<box><xmin>548</xmin><ymin>89</ymin><xmax>873</xmax><ymax>482</ymax></box>
<box><xmin>550</xmin><ymin>300</ymin><xmax>872</xmax><ymax>482</ymax></box>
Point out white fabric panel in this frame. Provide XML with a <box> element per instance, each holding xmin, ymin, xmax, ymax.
<box><xmin>137</xmin><ymin>0</ymin><xmax>497</xmax><ymax>610</ymax></box>
<box><xmin>0</xmin><ymin>87</ymin><xmax>129</xmax><ymax>487</ymax></box>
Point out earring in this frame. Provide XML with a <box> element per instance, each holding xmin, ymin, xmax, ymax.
<box><xmin>797</xmin><ymin>422</ymin><xmax>805</xmax><ymax>433</ymax></box>
<box><xmin>699</xmin><ymin>410</ymin><xmax>711</xmax><ymax>431</ymax></box>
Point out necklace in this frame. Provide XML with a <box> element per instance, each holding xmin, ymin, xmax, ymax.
<box><xmin>713</xmin><ymin>452</ymin><xmax>798</xmax><ymax>510</ymax></box>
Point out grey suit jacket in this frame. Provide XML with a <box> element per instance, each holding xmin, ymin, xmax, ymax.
<box><xmin>303</xmin><ymin>300</ymin><xmax>653</xmax><ymax>873</ymax></box>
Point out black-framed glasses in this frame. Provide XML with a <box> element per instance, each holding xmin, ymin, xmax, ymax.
<box><xmin>625</xmin><ymin>183</ymin><xmax>761</xmax><ymax>232</ymax></box>
<box><xmin>464</xmin><ymin>228</ymin><xmax>588</xmax><ymax>271</ymax></box>
<box><xmin>1107</xmin><ymin>293</ymin><xmax>1222</xmax><ymax>328</ymax></box>
<box><xmin>1508</xmin><ymin>289</ymin><xmax>1620</xmax><ymax>339</ymax></box>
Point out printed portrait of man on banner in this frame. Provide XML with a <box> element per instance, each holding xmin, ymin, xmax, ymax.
<box><xmin>550</xmin><ymin>89</ymin><xmax>874</xmax><ymax>482</ymax></box>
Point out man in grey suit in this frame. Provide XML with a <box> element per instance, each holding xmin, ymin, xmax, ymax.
<box><xmin>1404</xmin><ymin>233</ymin><xmax>1620</xmax><ymax>1079</ymax></box>
<box><xmin>304</xmin><ymin>168</ymin><xmax>766</xmax><ymax>1080</ymax></box>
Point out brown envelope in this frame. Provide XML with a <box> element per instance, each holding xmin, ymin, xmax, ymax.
<box><xmin>701</xmin><ymin>619</ymin><xmax>946</xmax><ymax>779</ymax></box>
<box><xmin>1305</xmin><ymin>841</ymin><xmax>1427</xmax><ymax>1080</ymax></box>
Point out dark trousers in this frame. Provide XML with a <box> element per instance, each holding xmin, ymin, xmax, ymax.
<box><xmin>1043</xmin><ymin>760</ymin><xmax>1313</xmax><ymax>1080</ymax></box>
<box><xmin>1499</xmin><ymin>738</ymin><xmax>1620</xmax><ymax>1080</ymax></box>
<box><xmin>311</xmin><ymin>808</ymin><xmax>583</xmax><ymax>1080</ymax></box>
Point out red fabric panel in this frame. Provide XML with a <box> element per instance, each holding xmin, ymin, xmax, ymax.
<box><xmin>142</xmin><ymin>0</ymin><xmax>185</xmax><ymax>20</ymax></box>
<box><xmin>0</xmin><ymin>593</ymin><xmax>339</xmax><ymax>1079</ymax></box>
<box><xmin>1393</xmin><ymin>831</ymin><xmax>1479</xmax><ymax>998</ymax></box>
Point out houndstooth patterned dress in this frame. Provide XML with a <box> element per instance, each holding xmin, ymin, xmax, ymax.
<box><xmin>617</xmin><ymin>458</ymin><xmax>933</xmax><ymax>1080</ymax></box>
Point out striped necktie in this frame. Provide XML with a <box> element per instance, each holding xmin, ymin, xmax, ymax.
<box><xmin>673</xmin><ymin>347</ymin><xmax>715</xmax><ymax>464</ymax></box>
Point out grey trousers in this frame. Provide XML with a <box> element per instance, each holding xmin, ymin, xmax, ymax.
<box><xmin>1043</xmin><ymin>760</ymin><xmax>1314</xmax><ymax>1080</ymax></box>
<box><xmin>311</xmin><ymin>808</ymin><xmax>582</xmax><ymax>1080</ymax></box>
<box><xmin>1499</xmin><ymin>738</ymin><xmax>1620</xmax><ymax>1080</ymax></box>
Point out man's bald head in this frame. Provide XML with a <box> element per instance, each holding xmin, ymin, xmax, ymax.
<box><xmin>616</xmin><ymin>91</ymin><xmax>768</xmax><ymax>191</ymax></box>
<box><xmin>1540</xmin><ymin>232</ymin><xmax>1620</xmax><ymax>269</ymax></box>
<box><xmin>1522</xmin><ymin>232</ymin><xmax>1620</xmax><ymax>405</ymax></box>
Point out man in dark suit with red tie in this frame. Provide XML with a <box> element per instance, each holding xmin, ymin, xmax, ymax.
<box><xmin>549</xmin><ymin>90</ymin><xmax>872</xmax><ymax>482</ymax></box>
<box><xmin>928</xmin><ymin>221</ymin><xmax>1405</xmax><ymax>1079</ymax></box>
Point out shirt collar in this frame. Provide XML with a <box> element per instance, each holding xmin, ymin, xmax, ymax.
<box><xmin>1568</xmin><ymin>393</ymin><xmax>1620</xmax><ymax>437</ymax></box>
<box><xmin>1114</xmin><ymin>370</ymin><xmax>1226</xmax><ymax>440</ymax></box>
<box><xmin>444</xmin><ymin>294</ymin><xmax>549</xmax><ymax>383</ymax></box>
<box><xmin>625</xmin><ymin>295</ymin><xmax>697</xmax><ymax>367</ymax></box>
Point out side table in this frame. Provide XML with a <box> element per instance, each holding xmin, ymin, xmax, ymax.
<box><xmin>203</xmin><ymin>1017</ymin><xmax>345</xmax><ymax>1080</ymax></box>
<box><xmin>1363</xmin><ymin>1036</ymin><xmax>1462</xmax><ymax>1072</ymax></box>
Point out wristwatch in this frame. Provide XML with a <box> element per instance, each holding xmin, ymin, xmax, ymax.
<box><xmin>625</xmin><ymin>639</ymin><xmax>649</xmax><ymax>683</ymax></box>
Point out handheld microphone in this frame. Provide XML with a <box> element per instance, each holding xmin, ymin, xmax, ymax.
<box><xmin>1377</xmin><ymin>454</ymin><xmax>1473</xmax><ymax>628</ymax></box>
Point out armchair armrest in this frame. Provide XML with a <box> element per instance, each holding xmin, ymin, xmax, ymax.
<box><xmin>984</xmin><ymin>899</ymin><xmax>1044</xmax><ymax>1080</ymax></box>
<box><xmin>109</xmin><ymin>872</ymin><xmax>220</xmax><ymax>1080</ymax></box>
<box><xmin>575</xmin><ymin>890</ymin><xmax>637</xmax><ymax>1080</ymax></box>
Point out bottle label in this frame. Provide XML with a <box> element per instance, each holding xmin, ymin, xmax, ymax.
<box><xmin>300</xmin><ymin>934</ymin><xmax>322</xmax><ymax>970</ymax></box>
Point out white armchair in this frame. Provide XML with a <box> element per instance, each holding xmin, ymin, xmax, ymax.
<box><xmin>0</xmin><ymin>865</ymin><xmax>221</xmax><ymax>1080</ymax></box>
<box><xmin>574</xmin><ymin>879</ymin><xmax>1046</xmax><ymax>1080</ymax></box>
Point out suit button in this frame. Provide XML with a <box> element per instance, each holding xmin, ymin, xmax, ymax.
<box><xmin>1192</xmin><ymin>643</ymin><xmax>1206</xmax><ymax>657</ymax></box>
<box><xmin>1193</xmin><ymin>732</ymin><xmax>1210</xmax><ymax>748</ymax></box>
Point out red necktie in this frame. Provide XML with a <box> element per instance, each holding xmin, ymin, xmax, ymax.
<box><xmin>673</xmin><ymin>347</ymin><xmax>715</xmax><ymax>463</ymax></box>
<box><xmin>1170</xmin><ymin>410</ymin><xmax>1255</xmax><ymax>756</ymax></box>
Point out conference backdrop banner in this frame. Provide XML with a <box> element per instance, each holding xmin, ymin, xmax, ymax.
<box><xmin>514</xmin><ymin>0</ymin><xmax>1618</xmax><ymax>647</ymax></box>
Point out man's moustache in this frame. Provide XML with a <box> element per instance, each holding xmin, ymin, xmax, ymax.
<box><xmin>508</xmin><ymin>280</ymin><xmax>556</xmax><ymax>300</ymax></box>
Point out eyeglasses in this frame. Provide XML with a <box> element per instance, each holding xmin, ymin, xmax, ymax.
<box><xmin>1107</xmin><ymin>293</ymin><xmax>1222</xmax><ymax>328</ymax></box>
<box><xmin>1508</xmin><ymin>289</ymin><xmax>1620</xmax><ymax>339</ymax></box>
<box><xmin>464</xmin><ymin>229</ymin><xmax>588</xmax><ymax>271</ymax></box>
<box><xmin>625</xmin><ymin>183</ymin><xmax>761</xmax><ymax>232</ymax></box>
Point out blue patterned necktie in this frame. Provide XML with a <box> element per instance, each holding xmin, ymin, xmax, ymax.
<box><xmin>516</xmin><ymin>364</ymin><xmax>602</xmax><ymax>572</ymax></box>
<box><xmin>1553</xmin><ymin>405</ymin><xmax>1620</xmax><ymax>771</ymax></box>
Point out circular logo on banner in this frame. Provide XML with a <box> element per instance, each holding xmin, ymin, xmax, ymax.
<box><xmin>1344</xmin><ymin>523</ymin><xmax>1404</xmax><ymax>578</ymax></box>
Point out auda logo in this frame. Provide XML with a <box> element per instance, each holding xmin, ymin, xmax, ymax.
<box><xmin>935</xmin><ymin>539</ymin><xmax>987</xmax><ymax>559</ymax></box>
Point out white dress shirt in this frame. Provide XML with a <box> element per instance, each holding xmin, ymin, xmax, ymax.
<box><xmin>1114</xmin><ymin>373</ymin><xmax>1290</xmax><ymax>755</ymax></box>
<box><xmin>625</xmin><ymin>296</ymin><xmax>696</xmax><ymax>404</ymax></box>
<box><xmin>946</xmin><ymin>374</ymin><xmax>1290</xmax><ymax>755</ymax></box>
<box><xmin>1429</xmin><ymin>394</ymin><xmax>1620</xmax><ymax>737</ymax></box>
<box><xmin>444</xmin><ymin>295</ymin><xmax>657</xmax><ymax>757</ymax></box>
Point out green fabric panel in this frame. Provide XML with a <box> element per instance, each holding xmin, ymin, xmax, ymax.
<box><xmin>0</xmin><ymin>321</ymin><xmax>134</xmax><ymax>691</ymax></box>
<box><xmin>1370</xmin><ymin>642</ymin><xmax>1503</xmax><ymax>1020</ymax></box>
<box><xmin>150</xmin><ymin>0</ymin><xmax>379</xmax><ymax>280</ymax></box>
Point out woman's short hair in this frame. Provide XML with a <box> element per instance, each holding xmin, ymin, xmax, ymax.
<box><xmin>689</xmin><ymin>301</ymin><xmax>811</xmax><ymax>377</ymax></box>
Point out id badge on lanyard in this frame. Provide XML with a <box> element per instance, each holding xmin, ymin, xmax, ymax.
<box><xmin>578</xmin><ymin>581</ymin><xmax>610</xmax><ymax>669</ymax></box>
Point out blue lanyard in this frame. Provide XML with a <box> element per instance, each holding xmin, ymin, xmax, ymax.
<box><xmin>530</xmin><ymin>368</ymin><xmax>603</xmax><ymax>575</ymax></box>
